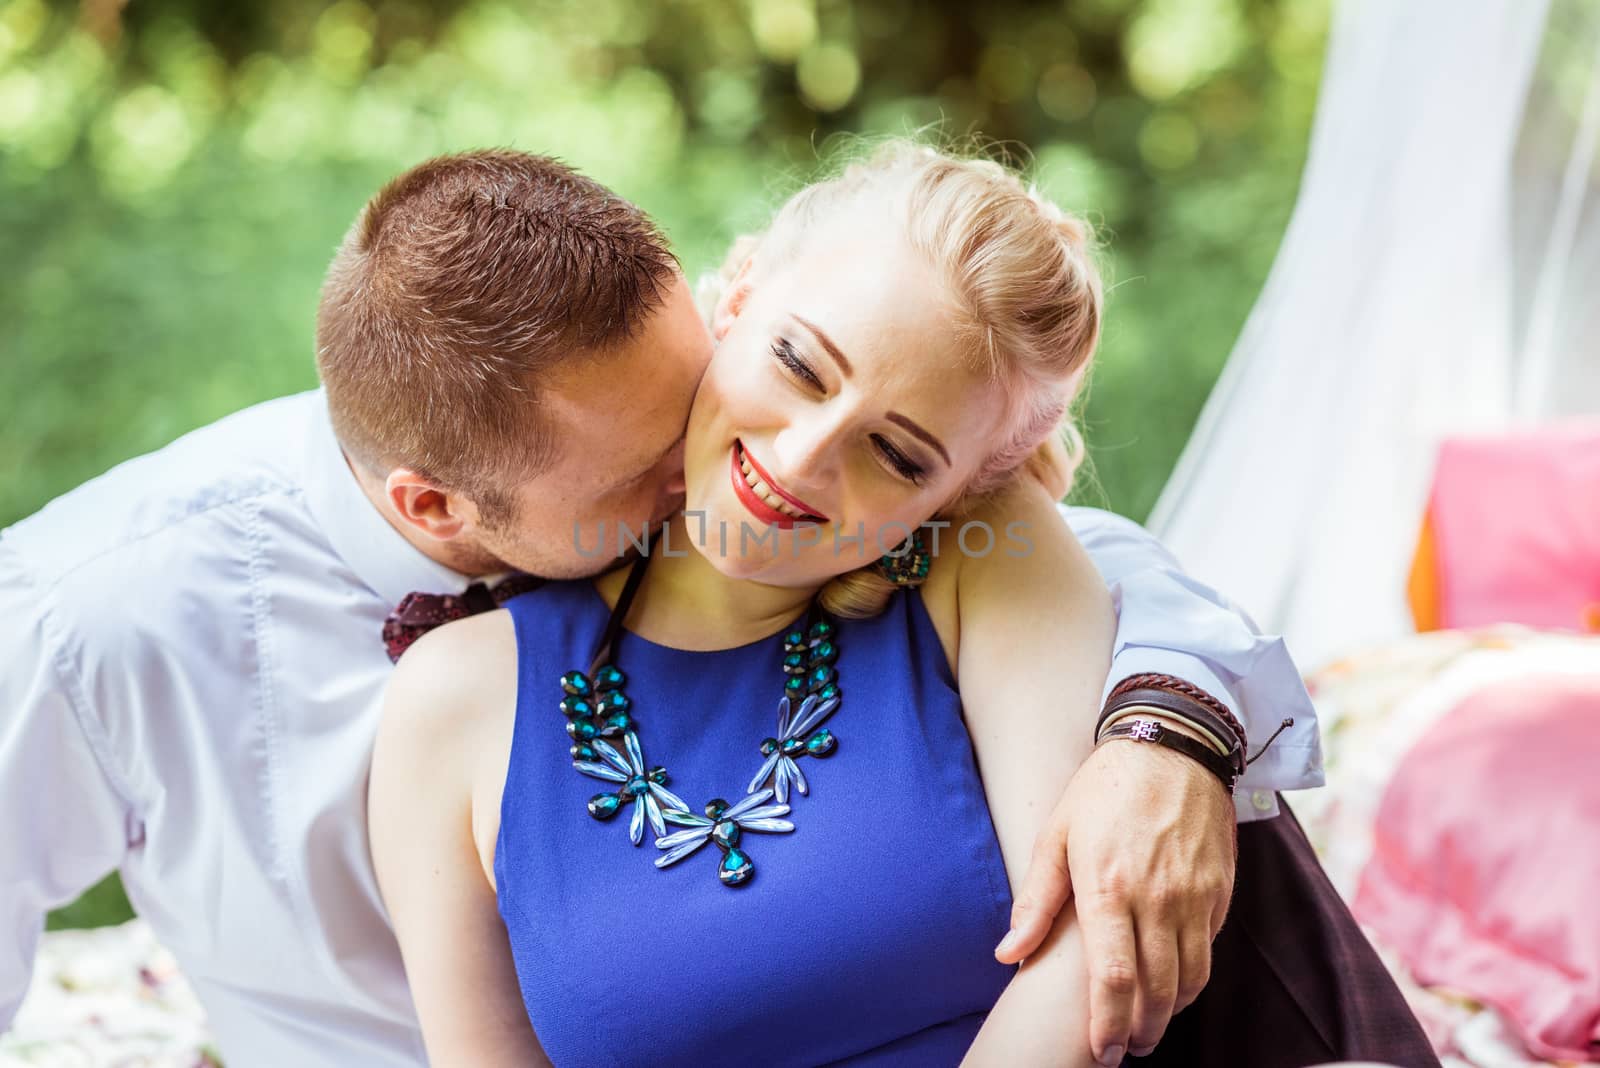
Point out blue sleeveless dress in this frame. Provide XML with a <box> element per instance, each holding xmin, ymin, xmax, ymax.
<box><xmin>496</xmin><ymin>580</ymin><xmax>1016</xmax><ymax>1066</ymax></box>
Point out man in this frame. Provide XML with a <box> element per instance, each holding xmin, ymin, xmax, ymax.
<box><xmin>0</xmin><ymin>151</ymin><xmax>1329</xmax><ymax>1065</ymax></box>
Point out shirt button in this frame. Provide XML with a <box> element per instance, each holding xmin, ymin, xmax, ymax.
<box><xmin>1251</xmin><ymin>790</ymin><xmax>1274</xmax><ymax>812</ymax></box>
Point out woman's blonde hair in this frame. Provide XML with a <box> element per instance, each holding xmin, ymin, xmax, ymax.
<box><xmin>704</xmin><ymin>140</ymin><xmax>1103</xmax><ymax>617</ymax></box>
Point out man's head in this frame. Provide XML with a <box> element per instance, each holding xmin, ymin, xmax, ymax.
<box><xmin>316</xmin><ymin>150</ymin><xmax>711</xmax><ymax>579</ymax></box>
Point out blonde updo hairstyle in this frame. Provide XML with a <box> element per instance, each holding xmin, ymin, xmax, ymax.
<box><xmin>705</xmin><ymin>140</ymin><xmax>1104</xmax><ymax>618</ymax></box>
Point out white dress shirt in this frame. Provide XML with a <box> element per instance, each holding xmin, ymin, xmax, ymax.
<box><xmin>0</xmin><ymin>390</ymin><xmax>1322</xmax><ymax>1065</ymax></box>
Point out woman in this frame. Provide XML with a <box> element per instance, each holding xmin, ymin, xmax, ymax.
<box><xmin>372</xmin><ymin>142</ymin><xmax>1111</xmax><ymax>1065</ymax></box>
<box><xmin>368</xmin><ymin>143</ymin><xmax>1436</xmax><ymax>1067</ymax></box>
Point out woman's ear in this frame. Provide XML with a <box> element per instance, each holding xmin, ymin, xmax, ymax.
<box><xmin>712</xmin><ymin>256</ymin><xmax>756</xmax><ymax>342</ymax></box>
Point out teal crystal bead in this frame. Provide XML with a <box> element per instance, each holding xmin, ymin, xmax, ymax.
<box><xmin>805</xmin><ymin>728</ymin><xmax>837</xmax><ymax>756</ymax></box>
<box><xmin>783</xmin><ymin>629</ymin><xmax>806</xmax><ymax>651</ymax></box>
<box><xmin>570</xmin><ymin>742</ymin><xmax>599</xmax><ymax>762</ymax></box>
<box><xmin>782</xmin><ymin>651</ymin><xmax>807</xmax><ymax>675</ymax></box>
<box><xmin>711</xmin><ymin>820</ymin><xmax>741</xmax><ymax>849</ymax></box>
<box><xmin>780</xmin><ymin>737</ymin><xmax>805</xmax><ymax>757</ymax></box>
<box><xmin>593</xmin><ymin>665</ymin><xmax>625</xmax><ymax>691</ymax></box>
<box><xmin>559</xmin><ymin>695</ymin><xmax>594</xmax><ymax>719</ymax></box>
<box><xmin>648</xmin><ymin>766</ymin><xmax>669</xmax><ymax>785</ymax></box>
<box><xmin>597</xmin><ymin>691</ymin><xmax>630</xmax><ymax>714</ymax></box>
<box><xmin>600</xmin><ymin>711</ymin><xmax>632</xmax><ymax>734</ymax></box>
<box><xmin>588</xmin><ymin>793</ymin><xmax>622</xmax><ymax>819</ymax></box>
<box><xmin>808</xmin><ymin>619</ymin><xmax>835</xmax><ymax>642</ymax></box>
<box><xmin>567</xmin><ymin>718</ymin><xmax>598</xmax><ymax>742</ymax></box>
<box><xmin>814</xmin><ymin>681</ymin><xmax>840</xmax><ymax>704</ymax></box>
<box><xmin>810</xmin><ymin>639</ymin><xmax>838</xmax><ymax>664</ymax></box>
<box><xmin>718</xmin><ymin>846</ymin><xmax>754</xmax><ymax>886</ymax></box>
<box><xmin>560</xmin><ymin>671</ymin><xmax>591</xmax><ymax>696</ymax></box>
<box><xmin>621</xmin><ymin>775</ymin><xmax>648</xmax><ymax>799</ymax></box>
<box><xmin>704</xmin><ymin>798</ymin><xmax>729</xmax><ymax>818</ymax></box>
<box><xmin>760</xmin><ymin>737</ymin><xmax>779</xmax><ymax>756</ymax></box>
<box><xmin>784</xmin><ymin>675</ymin><xmax>806</xmax><ymax>696</ymax></box>
<box><xmin>807</xmin><ymin>665</ymin><xmax>835</xmax><ymax>693</ymax></box>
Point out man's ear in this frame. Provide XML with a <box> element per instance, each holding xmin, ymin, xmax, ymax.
<box><xmin>384</xmin><ymin>468</ymin><xmax>471</xmax><ymax>542</ymax></box>
<box><xmin>711</xmin><ymin>256</ymin><xmax>756</xmax><ymax>342</ymax></box>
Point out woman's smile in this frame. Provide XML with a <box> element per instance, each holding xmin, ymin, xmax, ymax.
<box><xmin>729</xmin><ymin>439</ymin><xmax>828</xmax><ymax>527</ymax></box>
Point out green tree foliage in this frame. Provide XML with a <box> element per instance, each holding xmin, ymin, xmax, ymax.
<box><xmin>3</xmin><ymin>0</ymin><xmax>1328</xmax><ymax>528</ymax></box>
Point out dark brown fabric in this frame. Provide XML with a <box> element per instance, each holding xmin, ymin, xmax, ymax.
<box><xmin>1132</xmin><ymin>797</ymin><xmax>1441</xmax><ymax>1068</ymax></box>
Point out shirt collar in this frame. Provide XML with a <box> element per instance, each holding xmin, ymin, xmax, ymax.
<box><xmin>301</xmin><ymin>389</ymin><xmax>475</xmax><ymax>607</ymax></box>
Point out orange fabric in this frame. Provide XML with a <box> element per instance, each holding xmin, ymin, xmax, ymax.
<box><xmin>1407</xmin><ymin>509</ymin><xmax>1443</xmax><ymax>633</ymax></box>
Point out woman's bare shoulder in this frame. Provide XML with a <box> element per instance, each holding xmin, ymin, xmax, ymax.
<box><xmin>919</xmin><ymin>481</ymin><xmax>1110</xmax><ymax>691</ymax></box>
<box><xmin>377</xmin><ymin>609</ymin><xmax>523</xmax><ymax>884</ymax></box>
<box><xmin>382</xmin><ymin>609</ymin><xmax>519</xmax><ymax>745</ymax></box>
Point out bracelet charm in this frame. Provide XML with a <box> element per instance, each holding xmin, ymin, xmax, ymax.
<box><xmin>1098</xmin><ymin>717</ymin><xmax>1240</xmax><ymax>794</ymax></box>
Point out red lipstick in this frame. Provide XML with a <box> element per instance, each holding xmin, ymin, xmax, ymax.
<box><xmin>730</xmin><ymin>441</ymin><xmax>827</xmax><ymax>529</ymax></box>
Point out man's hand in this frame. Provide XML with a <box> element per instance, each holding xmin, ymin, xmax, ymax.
<box><xmin>993</xmin><ymin>727</ymin><xmax>1237</xmax><ymax>1065</ymax></box>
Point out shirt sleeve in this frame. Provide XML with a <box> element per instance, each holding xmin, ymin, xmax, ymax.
<box><xmin>1060</xmin><ymin>506</ymin><xmax>1325</xmax><ymax>822</ymax></box>
<box><xmin>0</xmin><ymin>538</ymin><xmax>135</xmax><ymax>1028</ymax></box>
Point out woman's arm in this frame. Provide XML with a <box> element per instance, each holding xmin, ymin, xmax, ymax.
<box><xmin>924</xmin><ymin>478</ymin><xmax>1115</xmax><ymax>1068</ymax></box>
<box><xmin>368</xmin><ymin>611</ymin><xmax>552</xmax><ymax>1066</ymax></box>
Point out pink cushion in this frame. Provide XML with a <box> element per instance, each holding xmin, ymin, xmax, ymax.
<box><xmin>1352</xmin><ymin>674</ymin><xmax>1600</xmax><ymax>1061</ymax></box>
<box><xmin>1427</xmin><ymin>422</ymin><xmax>1600</xmax><ymax>632</ymax></box>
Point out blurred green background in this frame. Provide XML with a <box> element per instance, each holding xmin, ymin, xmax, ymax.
<box><xmin>4</xmin><ymin>0</ymin><xmax>1328</xmax><ymax>929</ymax></box>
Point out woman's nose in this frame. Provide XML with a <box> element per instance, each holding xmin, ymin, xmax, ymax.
<box><xmin>774</xmin><ymin>418</ymin><xmax>841</xmax><ymax>487</ymax></box>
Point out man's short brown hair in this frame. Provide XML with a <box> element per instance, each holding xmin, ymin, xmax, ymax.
<box><xmin>315</xmin><ymin>149</ymin><xmax>678</xmax><ymax>507</ymax></box>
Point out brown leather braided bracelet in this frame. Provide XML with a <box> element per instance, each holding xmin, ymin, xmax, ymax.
<box><xmin>1105</xmin><ymin>673</ymin><xmax>1248</xmax><ymax>746</ymax></box>
<box><xmin>1097</xmin><ymin>673</ymin><xmax>1250</xmax><ymax>791</ymax></box>
<box><xmin>1099</xmin><ymin>718</ymin><xmax>1241</xmax><ymax>793</ymax></box>
<box><xmin>1098</xmin><ymin>673</ymin><xmax>1297</xmax><ymax>790</ymax></box>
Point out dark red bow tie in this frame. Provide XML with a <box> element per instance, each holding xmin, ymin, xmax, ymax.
<box><xmin>382</xmin><ymin>574</ymin><xmax>543</xmax><ymax>663</ymax></box>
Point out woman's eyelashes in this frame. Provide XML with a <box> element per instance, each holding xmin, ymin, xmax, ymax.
<box><xmin>771</xmin><ymin>337</ymin><xmax>822</xmax><ymax>389</ymax></box>
<box><xmin>871</xmin><ymin>434</ymin><xmax>926</xmax><ymax>484</ymax></box>
<box><xmin>769</xmin><ymin>334</ymin><xmax>927</xmax><ymax>486</ymax></box>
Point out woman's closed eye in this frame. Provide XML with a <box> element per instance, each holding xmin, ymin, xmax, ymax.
<box><xmin>771</xmin><ymin>336</ymin><xmax>822</xmax><ymax>390</ymax></box>
<box><xmin>871</xmin><ymin>434</ymin><xmax>926</xmax><ymax>484</ymax></box>
<box><xmin>770</xmin><ymin>335</ymin><xmax>926</xmax><ymax>485</ymax></box>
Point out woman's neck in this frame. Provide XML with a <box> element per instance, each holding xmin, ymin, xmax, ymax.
<box><xmin>595</xmin><ymin>513</ymin><xmax>819</xmax><ymax>652</ymax></box>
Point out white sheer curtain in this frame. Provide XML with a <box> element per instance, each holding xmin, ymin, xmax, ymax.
<box><xmin>1149</xmin><ymin>0</ymin><xmax>1600</xmax><ymax>671</ymax></box>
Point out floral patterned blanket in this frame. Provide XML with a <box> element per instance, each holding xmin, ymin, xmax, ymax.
<box><xmin>0</xmin><ymin>920</ymin><xmax>215</xmax><ymax>1067</ymax></box>
<box><xmin>4</xmin><ymin>625</ymin><xmax>1593</xmax><ymax>1067</ymax></box>
<box><xmin>1292</xmin><ymin>626</ymin><xmax>1599</xmax><ymax>1068</ymax></box>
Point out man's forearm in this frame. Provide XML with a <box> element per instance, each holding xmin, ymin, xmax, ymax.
<box><xmin>1060</xmin><ymin>505</ymin><xmax>1324</xmax><ymax>819</ymax></box>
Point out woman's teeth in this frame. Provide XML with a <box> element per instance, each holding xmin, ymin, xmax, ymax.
<box><xmin>738</xmin><ymin>451</ymin><xmax>811</xmax><ymax>519</ymax></box>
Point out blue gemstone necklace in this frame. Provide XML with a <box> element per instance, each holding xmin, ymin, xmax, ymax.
<box><xmin>558</xmin><ymin>547</ymin><xmax>843</xmax><ymax>887</ymax></box>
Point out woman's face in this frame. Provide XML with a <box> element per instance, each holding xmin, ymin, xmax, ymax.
<box><xmin>681</xmin><ymin>227</ymin><xmax>1008</xmax><ymax>586</ymax></box>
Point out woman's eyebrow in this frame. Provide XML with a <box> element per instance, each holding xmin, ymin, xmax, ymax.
<box><xmin>792</xmin><ymin>314</ymin><xmax>854</xmax><ymax>377</ymax></box>
<box><xmin>885</xmin><ymin>412</ymin><xmax>951</xmax><ymax>466</ymax></box>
